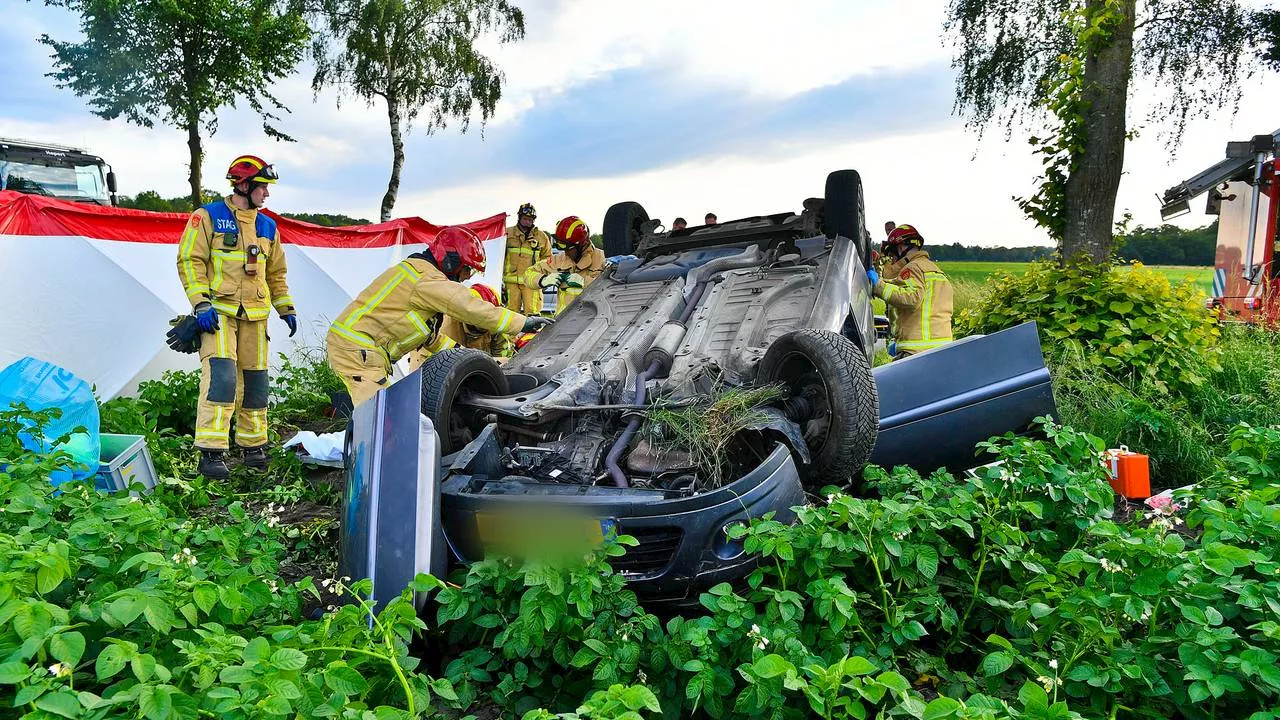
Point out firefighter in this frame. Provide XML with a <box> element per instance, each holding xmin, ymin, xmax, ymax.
<box><xmin>404</xmin><ymin>284</ymin><xmax>510</xmax><ymax>370</ymax></box>
<box><xmin>503</xmin><ymin>203</ymin><xmax>552</xmax><ymax>314</ymax></box>
<box><xmin>177</xmin><ymin>155</ymin><xmax>297</xmax><ymax>479</ymax></box>
<box><xmin>867</xmin><ymin>224</ymin><xmax>953</xmax><ymax>358</ymax></box>
<box><xmin>327</xmin><ymin>226</ymin><xmax>552</xmax><ymax>407</ymax></box>
<box><xmin>524</xmin><ymin>215</ymin><xmax>606</xmax><ymax>315</ymax></box>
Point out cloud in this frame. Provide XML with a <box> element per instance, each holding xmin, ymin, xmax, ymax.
<box><xmin>3</xmin><ymin>0</ymin><xmax>1279</xmax><ymax>248</ymax></box>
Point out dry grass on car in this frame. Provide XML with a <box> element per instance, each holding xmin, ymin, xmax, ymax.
<box><xmin>643</xmin><ymin>384</ymin><xmax>785</xmax><ymax>489</ymax></box>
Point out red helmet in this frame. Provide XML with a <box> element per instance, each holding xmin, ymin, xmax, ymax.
<box><xmin>432</xmin><ymin>226</ymin><xmax>486</xmax><ymax>277</ymax></box>
<box><xmin>469</xmin><ymin>283</ymin><xmax>500</xmax><ymax>307</ymax></box>
<box><xmin>882</xmin><ymin>224</ymin><xmax>924</xmax><ymax>254</ymax></box>
<box><xmin>226</xmin><ymin>155</ymin><xmax>278</xmax><ymax>185</ymax></box>
<box><xmin>513</xmin><ymin>332</ymin><xmax>537</xmax><ymax>350</ymax></box>
<box><xmin>554</xmin><ymin>216</ymin><xmax>591</xmax><ymax>247</ymax></box>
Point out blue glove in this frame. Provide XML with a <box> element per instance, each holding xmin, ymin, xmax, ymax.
<box><xmin>194</xmin><ymin>303</ymin><xmax>219</xmax><ymax>333</ymax></box>
<box><xmin>282</xmin><ymin>314</ymin><xmax>298</xmax><ymax>338</ymax></box>
<box><xmin>867</xmin><ymin>268</ymin><xmax>880</xmax><ymax>286</ymax></box>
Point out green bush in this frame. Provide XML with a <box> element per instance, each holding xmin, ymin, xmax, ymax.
<box><xmin>957</xmin><ymin>260</ymin><xmax>1220</xmax><ymax>393</ymax></box>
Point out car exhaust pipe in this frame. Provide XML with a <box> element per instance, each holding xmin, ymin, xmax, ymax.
<box><xmin>643</xmin><ymin>321</ymin><xmax>686</xmax><ymax>377</ymax></box>
<box><xmin>605</xmin><ymin>359</ymin><xmax>662</xmax><ymax>488</ymax></box>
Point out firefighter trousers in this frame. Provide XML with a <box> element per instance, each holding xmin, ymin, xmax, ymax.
<box><xmin>195</xmin><ymin>315</ymin><xmax>270</xmax><ymax>450</ymax></box>
<box><xmin>504</xmin><ymin>281</ymin><xmax>542</xmax><ymax>315</ymax></box>
<box><xmin>326</xmin><ymin>332</ymin><xmax>393</xmax><ymax>409</ymax></box>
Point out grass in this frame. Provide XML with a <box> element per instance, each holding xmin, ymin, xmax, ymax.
<box><xmin>644</xmin><ymin>384</ymin><xmax>785</xmax><ymax>491</ymax></box>
<box><xmin>939</xmin><ymin>260</ymin><xmax>1214</xmax><ymax>295</ymax></box>
<box><xmin>1048</xmin><ymin>325</ymin><xmax>1280</xmax><ymax>489</ymax></box>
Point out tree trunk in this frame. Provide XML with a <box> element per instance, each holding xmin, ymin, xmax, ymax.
<box><xmin>187</xmin><ymin>119</ymin><xmax>203</xmax><ymax>210</ymax></box>
<box><xmin>381</xmin><ymin>96</ymin><xmax>405</xmax><ymax>223</ymax></box>
<box><xmin>1062</xmin><ymin>0</ymin><xmax>1136</xmax><ymax>265</ymax></box>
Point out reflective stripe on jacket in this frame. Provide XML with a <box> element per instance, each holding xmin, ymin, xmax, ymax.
<box><xmin>176</xmin><ymin>199</ymin><xmax>293</xmax><ymax>320</ymax></box>
<box><xmin>522</xmin><ymin>246</ymin><xmax>606</xmax><ymax>312</ymax></box>
<box><xmin>503</xmin><ymin>225</ymin><xmax>552</xmax><ymax>283</ymax></box>
<box><xmin>873</xmin><ymin>250</ymin><xmax>953</xmax><ymax>353</ymax></box>
<box><xmin>330</xmin><ymin>257</ymin><xmax>526</xmax><ymax>364</ymax></box>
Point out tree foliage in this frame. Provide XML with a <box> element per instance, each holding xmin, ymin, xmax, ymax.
<box><xmin>945</xmin><ymin>0</ymin><xmax>1268</xmax><ymax>262</ymax></box>
<box><xmin>311</xmin><ymin>0</ymin><xmax>525</xmax><ymax>222</ymax></box>
<box><xmin>40</xmin><ymin>0</ymin><xmax>310</xmax><ymax>209</ymax></box>
<box><xmin>117</xmin><ymin>189</ymin><xmax>223</xmax><ymax>213</ymax></box>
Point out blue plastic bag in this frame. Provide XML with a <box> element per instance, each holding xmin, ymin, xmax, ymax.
<box><xmin>0</xmin><ymin>357</ymin><xmax>101</xmax><ymax>486</ymax></box>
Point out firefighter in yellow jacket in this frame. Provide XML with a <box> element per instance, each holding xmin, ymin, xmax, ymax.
<box><xmin>525</xmin><ymin>216</ymin><xmax>607</xmax><ymax>315</ymax></box>
<box><xmin>177</xmin><ymin>155</ymin><xmax>297</xmax><ymax>479</ymax></box>
<box><xmin>327</xmin><ymin>227</ymin><xmax>553</xmax><ymax>407</ymax></box>
<box><xmin>404</xmin><ymin>284</ymin><xmax>510</xmax><ymax>371</ymax></box>
<box><xmin>503</xmin><ymin>203</ymin><xmax>552</xmax><ymax>314</ymax></box>
<box><xmin>868</xmin><ymin>224</ymin><xmax>953</xmax><ymax>358</ymax></box>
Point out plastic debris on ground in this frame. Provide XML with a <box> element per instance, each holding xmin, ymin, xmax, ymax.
<box><xmin>0</xmin><ymin>356</ymin><xmax>100</xmax><ymax>485</ymax></box>
<box><xmin>283</xmin><ymin>430</ymin><xmax>346</xmax><ymax>466</ymax></box>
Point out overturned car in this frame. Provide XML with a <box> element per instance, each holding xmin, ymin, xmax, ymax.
<box><xmin>427</xmin><ymin>170</ymin><xmax>1055</xmax><ymax>602</ymax></box>
<box><xmin>343</xmin><ymin>170</ymin><xmax>1056</xmax><ymax>607</ymax></box>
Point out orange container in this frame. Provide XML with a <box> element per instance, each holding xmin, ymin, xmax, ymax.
<box><xmin>1104</xmin><ymin>447</ymin><xmax>1150</xmax><ymax>499</ymax></box>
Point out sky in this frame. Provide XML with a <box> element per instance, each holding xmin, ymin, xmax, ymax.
<box><xmin>2</xmin><ymin>0</ymin><xmax>1279</xmax><ymax>247</ymax></box>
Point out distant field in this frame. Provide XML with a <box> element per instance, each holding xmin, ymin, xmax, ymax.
<box><xmin>939</xmin><ymin>261</ymin><xmax>1213</xmax><ymax>295</ymax></box>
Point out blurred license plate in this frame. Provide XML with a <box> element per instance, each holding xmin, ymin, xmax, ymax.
<box><xmin>475</xmin><ymin>512</ymin><xmax>616</xmax><ymax>552</ymax></box>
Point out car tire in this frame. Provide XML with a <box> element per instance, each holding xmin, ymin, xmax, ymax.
<box><xmin>420</xmin><ymin>348</ymin><xmax>510</xmax><ymax>454</ymax></box>
<box><xmin>603</xmin><ymin>201</ymin><xmax>649</xmax><ymax>258</ymax></box>
<box><xmin>823</xmin><ymin>169</ymin><xmax>872</xmax><ymax>270</ymax></box>
<box><xmin>758</xmin><ymin>328</ymin><xmax>878</xmax><ymax>489</ymax></box>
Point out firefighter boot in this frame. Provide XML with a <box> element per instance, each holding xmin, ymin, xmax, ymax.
<box><xmin>242</xmin><ymin>445</ymin><xmax>270</xmax><ymax>471</ymax></box>
<box><xmin>198</xmin><ymin>449</ymin><xmax>231</xmax><ymax>479</ymax></box>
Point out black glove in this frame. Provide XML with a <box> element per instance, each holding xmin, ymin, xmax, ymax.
<box><xmin>558</xmin><ymin>270</ymin><xmax>572</xmax><ymax>286</ymax></box>
<box><xmin>165</xmin><ymin>315</ymin><xmax>202</xmax><ymax>354</ymax></box>
<box><xmin>282</xmin><ymin>314</ymin><xmax>298</xmax><ymax>338</ymax></box>
<box><xmin>522</xmin><ymin>316</ymin><xmax>555</xmax><ymax>333</ymax></box>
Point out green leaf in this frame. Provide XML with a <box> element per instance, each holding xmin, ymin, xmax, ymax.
<box><xmin>753</xmin><ymin>654</ymin><xmax>793</xmax><ymax>679</ymax></box>
<box><xmin>14</xmin><ymin>684</ymin><xmax>44</xmax><ymax>706</ymax></box>
<box><xmin>1030</xmin><ymin>602</ymin><xmax>1054</xmax><ymax>618</ymax></box>
<box><xmin>35</xmin><ymin>691</ymin><xmax>81</xmax><ymax>719</ymax></box>
<box><xmin>96</xmin><ymin>645</ymin><xmax>127</xmax><ymax>681</ymax></box>
<box><xmin>877</xmin><ymin>671</ymin><xmax>911</xmax><ymax>694</ymax></box>
<box><xmin>981</xmin><ymin>652</ymin><xmax>1014</xmax><ymax>676</ymax></box>
<box><xmin>219</xmin><ymin>665</ymin><xmax>257</xmax><ymax>684</ymax></box>
<box><xmin>139</xmin><ymin>684</ymin><xmax>173</xmax><ymax>720</ymax></box>
<box><xmin>915</xmin><ymin>546</ymin><xmax>939</xmax><ymax>579</ymax></box>
<box><xmin>120</xmin><ymin>552</ymin><xmax>165</xmax><ymax>572</ymax></box>
<box><xmin>0</xmin><ymin>662</ymin><xmax>30</xmax><ymax>684</ymax></box>
<box><xmin>265</xmin><ymin>678</ymin><xmax>302</xmax><ymax>700</ymax></box>
<box><xmin>50</xmin><ymin>632</ymin><xmax>86</xmax><ymax>667</ymax></box>
<box><xmin>1181</xmin><ymin>605</ymin><xmax>1208</xmax><ymax>625</ymax></box>
<box><xmin>261</xmin><ymin>695</ymin><xmax>292</xmax><ymax>715</ymax></box>
<box><xmin>105</xmin><ymin>596</ymin><xmax>145</xmax><ymax>627</ymax></box>
<box><xmin>131</xmin><ymin>653</ymin><xmax>157</xmax><ymax>682</ymax></box>
<box><xmin>243</xmin><ymin>637</ymin><xmax>271</xmax><ymax>663</ymax></box>
<box><xmin>270</xmin><ymin>648</ymin><xmax>308</xmax><ymax>671</ymax></box>
<box><xmin>844</xmin><ymin>656</ymin><xmax>878</xmax><ymax>676</ymax></box>
<box><xmin>192</xmin><ymin>584</ymin><xmax>217</xmax><ymax>614</ymax></box>
<box><xmin>37</xmin><ymin>564</ymin><xmax>65</xmax><ymax>594</ymax></box>
<box><xmin>922</xmin><ymin>697</ymin><xmax>962</xmax><ymax>719</ymax></box>
<box><xmin>324</xmin><ymin>664</ymin><xmax>368</xmax><ymax>695</ymax></box>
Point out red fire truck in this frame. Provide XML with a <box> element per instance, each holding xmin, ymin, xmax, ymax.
<box><xmin>1160</xmin><ymin>130</ymin><xmax>1279</xmax><ymax>324</ymax></box>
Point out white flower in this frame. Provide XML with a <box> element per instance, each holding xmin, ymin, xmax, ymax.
<box><xmin>826</xmin><ymin>494</ymin><xmax>836</xmax><ymax>504</ymax></box>
<box><xmin>128</xmin><ymin>496</ymin><xmax>141</xmax><ymax>503</ymax></box>
<box><xmin>751</xmin><ymin>624</ymin><xmax>761</xmax><ymax>634</ymax></box>
<box><xmin>1048</xmin><ymin>659</ymin><xmax>1058</xmax><ymax>671</ymax></box>
<box><xmin>756</xmin><ymin>637</ymin><xmax>770</xmax><ymax>650</ymax></box>
<box><xmin>48</xmin><ymin>663</ymin><xmax>69</xmax><ymax>678</ymax></box>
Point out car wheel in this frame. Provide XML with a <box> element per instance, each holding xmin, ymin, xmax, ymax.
<box><xmin>823</xmin><ymin>170</ymin><xmax>872</xmax><ymax>270</ymax></box>
<box><xmin>603</xmin><ymin>201</ymin><xmax>649</xmax><ymax>258</ymax></box>
<box><xmin>419</xmin><ymin>348</ymin><xmax>511</xmax><ymax>454</ymax></box>
<box><xmin>758</xmin><ymin>328</ymin><xmax>879</xmax><ymax>489</ymax></box>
